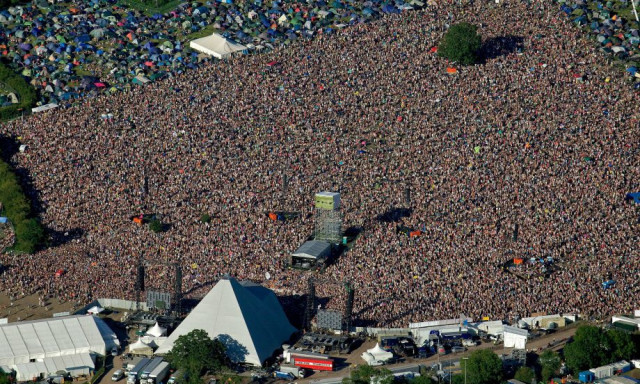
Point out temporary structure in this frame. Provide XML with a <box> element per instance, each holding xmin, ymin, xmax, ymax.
<box><xmin>128</xmin><ymin>339</ymin><xmax>153</xmax><ymax>356</ymax></box>
<box><xmin>361</xmin><ymin>343</ymin><xmax>393</xmax><ymax>365</ymax></box>
<box><xmin>13</xmin><ymin>353</ymin><xmax>95</xmax><ymax>381</ymax></box>
<box><xmin>0</xmin><ymin>315</ymin><xmax>119</xmax><ymax>366</ymax></box>
<box><xmin>155</xmin><ymin>277</ymin><xmax>295</xmax><ymax>365</ymax></box>
<box><xmin>146</xmin><ymin>322</ymin><xmax>167</xmax><ymax>337</ymax></box>
<box><xmin>189</xmin><ymin>33</ymin><xmax>246</xmax><ymax>59</ymax></box>
<box><xmin>86</xmin><ymin>305</ymin><xmax>104</xmax><ymax>315</ymax></box>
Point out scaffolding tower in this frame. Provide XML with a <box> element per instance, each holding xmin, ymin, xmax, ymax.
<box><xmin>314</xmin><ymin>209</ymin><xmax>343</xmax><ymax>244</ymax></box>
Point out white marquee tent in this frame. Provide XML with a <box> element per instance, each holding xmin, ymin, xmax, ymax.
<box><xmin>155</xmin><ymin>277</ymin><xmax>296</xmax><ymax>365</ymax></box>
<box><xmin>86</xmin><ymin>306</ymin><xmax>104</xmax><ymax>315</ymax></box>
<box><xmin>361</xmin><ymin>344</ymin><xmax>393</xmax><ymax>365</ymax></box>
<box><xmin>13</xmin><ymin>353</ymin><xmax>95</xmax><ymax>381</ymax></box>
<box><xmin>0</xmin><ymin>315</ymin><xmax>119</xmax><ymax>366</ymax></box>
<box><xmin>503</xmin><ymin>326</ymin><xmax>528</xmax><ymax>349</ymax></box>
<box><xmin>128</xmin><ymin>339</ymin><xmax>153</xmax><ymax>356</ymax></box>
<box><xmin>146</xmin><ymin>323</ymin><xmax>167</xmax><ymax>337</ymax></box>
<box><xmin>189</xmin><ymin>33</ymin><xmax>247</xmax><ymax>59</ymax></box>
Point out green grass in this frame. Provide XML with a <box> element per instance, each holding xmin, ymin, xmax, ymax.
<box><xmin>185</xmin><ymin>24</ymin><xmax>218</xmax><ymax>40</ymax></box>
<box><xmin>73</xmin><ymin>66</ymin><xmax>94</xmax><ymax>77</ymax></box>
<box><xmin>117</xmin><ymin>0</ymin><xmax>183</xmax><ymax>16</ymax></box>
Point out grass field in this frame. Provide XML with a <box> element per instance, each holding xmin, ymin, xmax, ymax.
<box><xmin>185</xmin><ymin>24</ymin><xmax>218</xmax><ymax>40</ymax></box>
<box><xmin>117</xmin><ymin>0</ymin><xmax>183</xmax><ymax>16</ymax></box>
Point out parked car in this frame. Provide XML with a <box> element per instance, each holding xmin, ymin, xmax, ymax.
<box><xmin>451</xmin><ymin>346</ymin><xmax>466</xmax><ymax>353</ymax></box>
<box><xmin>112</xmin><ymin>370</ymin><xmax>124</xmax><ymax>381</ymax></box>
<box><xmin>111</xmin><ymin>346</ymin><xmax>119</xmax><ymax>356</ymax></box>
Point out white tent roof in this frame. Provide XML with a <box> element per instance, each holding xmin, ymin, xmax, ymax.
<box><xmin>14</xmin><ymin>353</ymin><xmax>94</xmax><ymax>381</ymax></box>
<box><xmin>365</xmin><ymin>343</ymin><xmax>393</xmax><ymax>362</ymax></box>
<box><xmin>87</xmin><ymin>306</ymin><xmax>104</xmax><ymax>315</ymax></box>
<box><xmin>129</xmin><ymin>339</ymin><xmax>150</xmax><ymax>351</ymax></box>
<box><xmin>189</xmin><ymin>33</ymin><xmax>247</xmax><ymax>59</ymax></box>
<box><xmin>155</xmin><ymin>277</ymin><xmax>296</xmax><ymax>365</ymax></box>
<box><xmin>146</xmin><ymin>323</ymin><xmax>166</xmax><ymax>337</ymax></box>
<box><xmin>0</xmin><ymin>315</ymin><xmax>118</xmax><ymax>366</ymax></box>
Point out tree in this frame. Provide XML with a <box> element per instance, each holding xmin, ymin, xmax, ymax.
<box><xmin>438</xmin><ymin>23</ymin><xmax>482</xmax><ymax>65</ymax></box>
<box><xmin>0</xmin><ymin>370</ymin><xmax>9</xmax><ymax>384</ymax></box>
<box><xmin>563</xmin><ymin>326</ymin><xmax>610</xmax><ymax>374</ymax></box>
<box><xmin>343</xmin><ymin>365</ymin><xmax>394</xmax><ymax>384</ymax></box>
<box><xmin>200</xmin><ymin>214</ymin><xmax>211</xmax><ymax>224</ymax></box>
<box><xmin>514</xmin><ymin>367</ymin><xmax>535</xmax><ymax>384</ymax></box>
<box><xmin>165</xmin><ymin>329</ymin><xmax>228</xmax><ymax>384</ymax></box>
<box><xmin>539</xmin><ymin>350</ymin><xmax>561</xmax><ymax>383</ymax></box>
<box><xmin>463</xmin><ymin>349</ymin><xmax>503</xmax><ymax>384</ymax></box>
<box><xmin>149</xmin><ymin>218</ymin><xmax>163</xmax><ymax>233</ymax></box>
<box><xmin>606</xmin><ymin>329</ymin><xmax>637</xmax><ymax>362</ymax></box>
<box><xmin>409</xmin><ymin>376</ymin><xmax>434</xmax><ymax>384</ymax></box>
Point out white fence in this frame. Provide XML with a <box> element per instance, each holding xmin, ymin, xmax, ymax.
<box><xmin>354</xmin><ymin>327</ymin><xmax>411</xmax><ymax>336</ymax></box>
<box><xmin>98</xmin><ymin>298</ymin><xmax>148</xmax><ymax>311</ymax></box>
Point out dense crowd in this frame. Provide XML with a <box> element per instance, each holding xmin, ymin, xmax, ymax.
<box><xmin>1</xmin><ymin>0</ymin><xmax>639</xmax><ymax>327</ymax></box>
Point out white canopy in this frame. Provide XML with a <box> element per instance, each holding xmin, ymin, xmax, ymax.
<box><xmin>361</xmin><ymin>343</ymin><xmax>393</xmax><ymax>364</ymax></box>
<box><xmin>146</xmin><ymin>323</ymin><xmax>166</xmax><ymax>337</ymax></box>
<box><xmin>155</xmin><ymin>277</ymin><xmax>296</xmax><ymax>365</ymax></box>
<box><xmin>128</xmin><ymin>339</ymin><xmax>153</xmax><ymax>356</ymax></box>
<box><xmin>129</xmin><ymin>339</ymin><xmax>148</xmax><ymax>350</ymax></box>
<box><xmin>189</xmin><ymin>33</ymin><xmax>247</xmax><ymax>59</ymax></box>
<box><xmin>86</xmin><ymin>306</ymin><xmax>104</xmax><ymax>315</ymax></box>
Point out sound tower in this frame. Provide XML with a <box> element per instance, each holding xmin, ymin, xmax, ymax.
<box><xmin>304</xmin><ymin>278</ymin><xmax>315</xmax><ymax>330</ymax></box>
<box><xmin>344</xmin><ymin>282</ymin><xmax>355</xmax><ymax>332</ymax></box>
<box><xmin>136</xmin><ymin>264</ymin><xmax>145</xmax><ymax>292</ymax></box>
<box><xmin>173</xmin><ymin>264</ymin><xmax>182</xmax><ymax>314</ymax></box>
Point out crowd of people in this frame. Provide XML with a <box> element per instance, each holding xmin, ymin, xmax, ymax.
<box><xmin>1</xmin><ymin>0</ymin><xmax>639</xmax><ymax>328</ymax></box>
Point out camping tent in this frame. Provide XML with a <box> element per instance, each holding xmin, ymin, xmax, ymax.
<box><xmin>155</xmin><ymin>277</ymin><xmax>296</xmax><ymax>366</ymax></box>
<box><xmin>189</xmin><ymin>33</ymin><xmax>247</xmax><ymax>59</ymax></box>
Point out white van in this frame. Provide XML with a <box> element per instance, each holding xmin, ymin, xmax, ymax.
<box><xmin>112</xmin><ymin>370</ymin><xmax>125</xmax><ymax>381</ymax></box>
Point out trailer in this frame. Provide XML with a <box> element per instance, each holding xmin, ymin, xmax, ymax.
<box><xmin>293</xmin><ymin>357</ymin><xmax>334</xmax><ymax>371</ymax></box>
<box><xmin>147</xmin><ymin>362</ymin><xmax>170</xmax><ymax>384</ymax></box>
<box><xmin>167</xmin><ymin>370</ymin><xmax>186</xmax><ymax>384</ymax></box>
<box><xmin>125</xmin><ymin>357</ymin><xmax>145</xmax><ymax>372</ymax></box>
<box><xmin>127</xmin><ymin>358</ymin><xmax>151</xmax><ymax>384</ymax></box>
<box><xmin>274</xmin><ymin>372</ymin><xmax>296</xmax><ymax>380</ymax></box>
<box><xmin>277</xmin><ymin>365</ymin><xmax>305</xmax><ymax>378</ymax></box>
<box><xmin>589</xmin><ymin>360</ymin><xmax>631</xmax><ymax>379</ymax></box>
<box><xmin>141</xmin><ymin>358</ymin><xmax>164</xmax><ymax>381</ymax></box>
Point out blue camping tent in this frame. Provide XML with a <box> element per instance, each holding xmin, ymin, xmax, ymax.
<box><xmin>625</xmin><ymin>192</ymin><xmax>640</xmax><ymax>204</ymax></box>
<box><xmin>0</xmin><ymin>217</ymin><xmax>8</xmax><ymax>224</ymax></box>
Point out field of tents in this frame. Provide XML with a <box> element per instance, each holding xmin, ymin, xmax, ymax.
<box><xmin>0</xmin><ymin>0</ymin><xmax>426</xmax><ymax>109</ymax></box>
<box><xmin>0</xmin><ymin>0</ymin><xmax>639</xmax><ymax>112</ymax></box>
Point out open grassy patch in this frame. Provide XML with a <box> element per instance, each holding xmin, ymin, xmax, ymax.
<box><xmin>117</xmin><ymin>0</ymin><xmax>183</xmax><ymax>16</ymax></box>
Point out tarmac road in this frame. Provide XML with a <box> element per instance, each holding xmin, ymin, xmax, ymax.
<box><xmin>302</xmin><ymin>323</ymin><xmax>580</xmax><ymax>384</ymax></box>
<box><xmin>96</xmin><ymin>322</ymin><xmax>580</xmax><ymax>384</ymax></box>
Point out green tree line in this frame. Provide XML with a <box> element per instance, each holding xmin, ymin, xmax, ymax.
<box><xmin>0</xmin><ymin>61</ymin><xmax>37</xmax><ymax>121</ymax></box>
<box><xmin>0</xmin><ymin>153</ymin><xmax>45</xmax><ymax>253</ymax></box>
<box><xmin>564</xmin><ymin>325</ymin><xmax>639</xmax><ymax>374</ymax></box>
